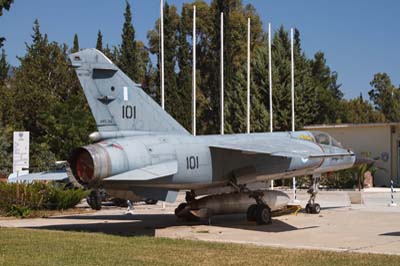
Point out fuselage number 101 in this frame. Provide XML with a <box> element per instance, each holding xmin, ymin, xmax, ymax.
<box><xmin>186</xmin><ymin>156</ymin><xmax>199</xmax><ymax>170</ymax></box>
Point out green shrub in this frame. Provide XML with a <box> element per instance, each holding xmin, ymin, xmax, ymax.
<box><xmin>7</xmin><ymin>205</ymin><xmax>31</xmax><ymax>218</ymax></box>
<box><xmin>0</xmin><ymin>182</ymin><xmax>88</xmax><ymax>217</ymax></box>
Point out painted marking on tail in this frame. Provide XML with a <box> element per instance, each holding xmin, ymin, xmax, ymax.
<box><xmin>123</xmin><ymin>86</ymin><xmax>128</xmax><ymax>101</ymax></box>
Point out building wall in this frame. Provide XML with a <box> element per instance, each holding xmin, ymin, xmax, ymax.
<box><xmin>313</xmin><ymin>126</ymin><xmax>392</xmax><ymax>187</ymax></box>
<box><xmin>391</xmin><ymin>126</ymin><xmax>400</xmax><ymax>185</ymax></box>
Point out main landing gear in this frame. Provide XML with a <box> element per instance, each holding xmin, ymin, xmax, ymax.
<box><xmin>305</xmin><ymin>175</ymin><xmax>321</xmax><ymax>214</ymax></box>
<box><xmin>87</xmin><ymin>190</ymin><xmax>102</xmax><ymax>210</ymax></box>
<box><xmin>246</xmin><ymin>191</ymin><xmax>272</xmax><ymax>225</ymax></box>
<box><xmin>174</xmin><ymin>191</ymin><xmax>198</xmax><ymax>221</ymax></box>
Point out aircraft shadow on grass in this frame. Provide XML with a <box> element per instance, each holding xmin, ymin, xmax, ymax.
<box><xmin>28</xmin><ymin>212</ymin><xmax>319</xmax><ymax>237</ymax></box>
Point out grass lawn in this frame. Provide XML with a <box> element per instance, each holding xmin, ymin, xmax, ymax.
<box><xmin>0</xmin><ymin>228</ymin><xmax>398</xmax><ymax>266</ymax></box>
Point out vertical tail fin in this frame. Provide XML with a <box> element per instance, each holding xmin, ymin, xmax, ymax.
<box><xmin>68</xmin><ymin>48</ymin><xmax>188</xmax><ymax>135</ymax></box>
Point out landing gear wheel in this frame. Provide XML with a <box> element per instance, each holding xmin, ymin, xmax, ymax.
<box><xmin>312</xmin><ymin>203</ymin><xmax>321</xmax><ymax>214</ymax></box>
<box><xmin>112</xmin><ymin>198</ymin><xmax>128</xmax><ymax>207</ymax></box>
<box><xmin>175</xmin><ymin>202</ymin><xmax>197</xmax><ymax>221</ymax></box>
<box><xmin>256</xmin><ymin>205</ymin><xmax>272</xmax><ymax>225</ymax></box>
<box><xmin>144</xmin><ymin>198</ymin><xmax>158</xmax><ymax>205</ymax></box>
<box><xmin>174</xmin><ymin>203</ymin><xmax>187</xmax><ymax>216</ymax></box>
<box><xmin>87</xmin><ymin>190</ymin><xmax>102</xmax><ymax>210</ymax></box>
<box><xmin>305</xmin><ymin>175</ymin><xmax>321</xmax><ymax>215</ymax></box>
<box><xmin>305</xmin><ymin>203</ymin><xmax>312</xmax><ymax>214</ymax></box>
<box><xmin>305</xmin><ymin>203</ymin><xmax>320</xmax><ymax>214</ymax></box>
<box><xmin>246</xmin><ymin>204</ymin><xmax>258</xmax><ymax>221</ymax></box>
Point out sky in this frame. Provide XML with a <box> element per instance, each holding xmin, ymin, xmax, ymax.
<box><xmin>0</xmin><ymin>0</ymin><xmax>399</xmax><ymax>99</ymax></box>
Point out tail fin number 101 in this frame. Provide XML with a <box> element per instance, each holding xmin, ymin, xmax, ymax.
<box><xmin>122</xmin><ymin>105</ymin><xmax>136</xmax><ymax>119</ymax></box>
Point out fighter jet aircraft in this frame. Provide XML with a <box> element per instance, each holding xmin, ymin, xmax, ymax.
<box><xmin>67</xmin><ymin>48</ymin><xmax>356</xmax><ymax>225</ymax></box>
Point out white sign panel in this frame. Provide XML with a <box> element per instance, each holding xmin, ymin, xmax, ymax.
<box><xmin>13</xmin><ymin>131</ymin><xmax>30</xmax><ymax>173</ymax></box>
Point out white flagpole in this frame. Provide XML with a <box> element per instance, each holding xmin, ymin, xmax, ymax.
<box><xmin>269</xmin><ymin>22</ymin><xmax>274</xmax><ymax>190</ymax></box>
<box><xmin>291</xmin><ymin>28</ymin><xmax>299</xmax><ymax>203</ymax></box>
<box><xmin>268</xmin><ymin>23</ymin><xmax>273</xmax><ymax>133</ymax></box>
<box><xmin>246</xmin><ymin>18</ymin><xmax>251</xmax><ymax>134</ymax></box>
<box><xmin>192</xmin><ymin>5</ymin><xmax>196</xmax><ymax>136</ymax></box>
<box><xmin>291</xmin><ymin>28</ymin><xmax>295</xmax><ymax>132</ymax></box>
<box><xmin>160</xmin><ymin>0</ymin><xmax>165</xmax><ymax>110</ymax></box>
<box><xmin>220</xmin><ymin>12</ymin><xmax>224</xmax><ymax>135</ymax></box>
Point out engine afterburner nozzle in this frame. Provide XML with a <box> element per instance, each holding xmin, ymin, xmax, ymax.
<box><xmin>69</xmin><ymin>144</ymin><xmax>111</xmax><ymax>185</ymax></box>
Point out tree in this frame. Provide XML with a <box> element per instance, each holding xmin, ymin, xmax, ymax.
<box><xmin>311</xmin><ymin>52</ymin><xmax>344</xmax><ymax>124</ymax></box>
<box><xmin>342</xmin><ymin>95</ymin><xmax>385</xmax><ymax>123</ymax></box>
<box><xmin>96</xmin><ymin>30</ymin><xmax>103</xmax><ymax>51</ymax></box>
<box><xmin>0</xmin><ymin>49</ymin><xmax>9</xmax><ymax>82</ymax></box>
<box><xmin>176</xmin><ymin>5</ymin><xmax>193</xmax><ymax>131</ymax></box>
<box><xmin>147</xmin><ymin>3</ymin><xmax>190</xmax><ymax>128</ymax></box>
<box><xmin>72</xmin><ymin>33</ymin><xmax>79</xmax><ymax>53</ymax></box>
<box><xmin>0</xmin><ymin>0</ymin><xmax>14</xmax><ymax>48</ymax></box>
<box><xmin>119</xmin><ymin>0</ymin><xmax>140</xmax><ymax>82</ymax></box>
<box><xmin>291</xmin><ymin>28</ymin><xmax>319</xmax><ymax>129</ymax></box>
<box><xmin>0</xmin><ymin>0</ymin><xmax>13</xmax><ymax>16</ymax></box>
<box><xmin>0</xmin><ymin>123</ymin><xmax>13</xmax><ymax>176</ymax></box>
<box><xmin>369</xmin><ymin>73</ymin><xmax>400</xmax><ymax>122</ymax></box>
<box><xmin>10</xmin><ymin>19</ymin><xmax>95</xmax><ymax>168</ymax></box>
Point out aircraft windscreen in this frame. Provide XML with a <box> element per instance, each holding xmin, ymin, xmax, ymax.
<box><xmin>311</xmin><ymin>131</ymin><xmax>343</xmax><ymax>148</ymax></box>
<box><xmin>331</xmin><ymin>137</ymin><xmax>343</xmax><ymax>148</ymax></box>
<box><xmin>313</xmin><ymin>132</ymin><xmax>330</xmax><ymax>145</ymax></box>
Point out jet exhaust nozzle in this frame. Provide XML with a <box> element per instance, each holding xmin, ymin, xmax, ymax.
<box><xmin>69</xmin><ymin>144</ymin><xmax>112</xmax><ymax>185</ymax></box>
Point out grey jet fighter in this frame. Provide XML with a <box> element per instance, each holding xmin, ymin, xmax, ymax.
<box><xmin>67</xmin><ymin>48</ymin><xmax>356</xmax><ymax>225</ymax></box>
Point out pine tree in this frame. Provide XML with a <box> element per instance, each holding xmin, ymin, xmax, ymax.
<box><xmin>119</xmin><ymin>0</ymin><xmax>140</xmax><ymax>82</ymax></box>
<box><xmin>0</xmin><ymin>49</ymin><xmax>9</xmax><ymax>83</ymax></box>
<box><xmin>269</xmin><ymin>26</ymin><xmax>291</xmax><ymax>131</ymax></box>
<box><xmin>311</xmin><ymin>52</ymin><xmax>344</xmax><ymax>124</ymax></box>
<box><xmin>0</xmin><ymin>0</ymin><xmax>13</xmax><ymax>16</ymax></box>
<box><xmin>162</xmin><ymin>3</ymin><xmax>180</xmax><ymax>122</ymax></box>
<box><xmin>292</xmin><ymin>29</ymin><xmax>319</xmax><ymax>129</ymax></box>
<box><xmin>96</xmin><ymin>30</ymin><xmax>103</xmax><ymax>51</ymax></box>
<box><xmin>72</xmin><ymin>33</ymin><xmax>79</xmax><ymax>53</ymax></box>
<box><xmin>176</xmin><ymin>5</ymin><xmax>192</xmax><ymax>131</ymax></box>
<box><xmin>0</xmin><ymin>0</ymin><xmax>14</xmax><ymax>48</ymax></box>
<box><xmin>251</xmin><ymin>36</ymin><xmax>271</xmax><ymax>132</ymax></box>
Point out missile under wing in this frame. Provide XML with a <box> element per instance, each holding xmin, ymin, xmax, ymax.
<box><xmin>67</xmin><ymin>49</ymin><xmax>356</xmax><ymax>224</ymax></box>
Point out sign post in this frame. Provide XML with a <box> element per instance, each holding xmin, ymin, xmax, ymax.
<box><xmin>13</xmin><ymin>131</ymin><xmax>29</xmax><ymax>203</ymax></box>
<box><xmin>13</xmin><ymin>131</ymin><xmax>30</xmax><ymax>176</ymax></box>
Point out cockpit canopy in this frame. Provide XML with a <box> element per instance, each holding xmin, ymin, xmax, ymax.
<box><xmin>291</xmin><ymin>131</ymin><xmax>343</xmax><ymax>148</ymax></box>
<box><xmin>312</xmin><ymin>131</ymin><xmax>343</xmax><ymax>148</ymax></box>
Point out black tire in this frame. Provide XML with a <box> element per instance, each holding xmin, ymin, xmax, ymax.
<box><xmin>312</xmin><ymin>203</ymin><xmax>321</xmax><ymax>214</ymax></box>
<box><xmin>174</xmin><ymin>203</ymin><xmax>187</xmax><ymax>217</ymax></box>
<box><xmin>112</xmin><ymin>198</ymin><xmax>128</xmax><ymax>207</ymax></box>
<box><xmin>145</xmin><ymin>198</ymin><xmax>158</xmax><ymax>205</ymax></box>
<box><xmin>305</xmin><ymin>203</ymin><xmax>312</xmax><ymax>214</ymax></box>
<box><xmin>87</xmin><ymin>190</ymin><xmax>102</xmax><ymax>210</ymax></box>
<box><xmin>256</xmin><ymin>205</ymin><xmax>272</xmax><ymax>225</ymax></box>
<box><xmin>246</xmin><ymin>204</ymin><xmax>258</xmax><ymax>221</ymax></box>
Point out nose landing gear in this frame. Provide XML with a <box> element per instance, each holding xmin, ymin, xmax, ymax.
<box><xmin>305</xmin><ymin>175</ymin><xmax>321</xmax><ymax>214</ymax></box>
